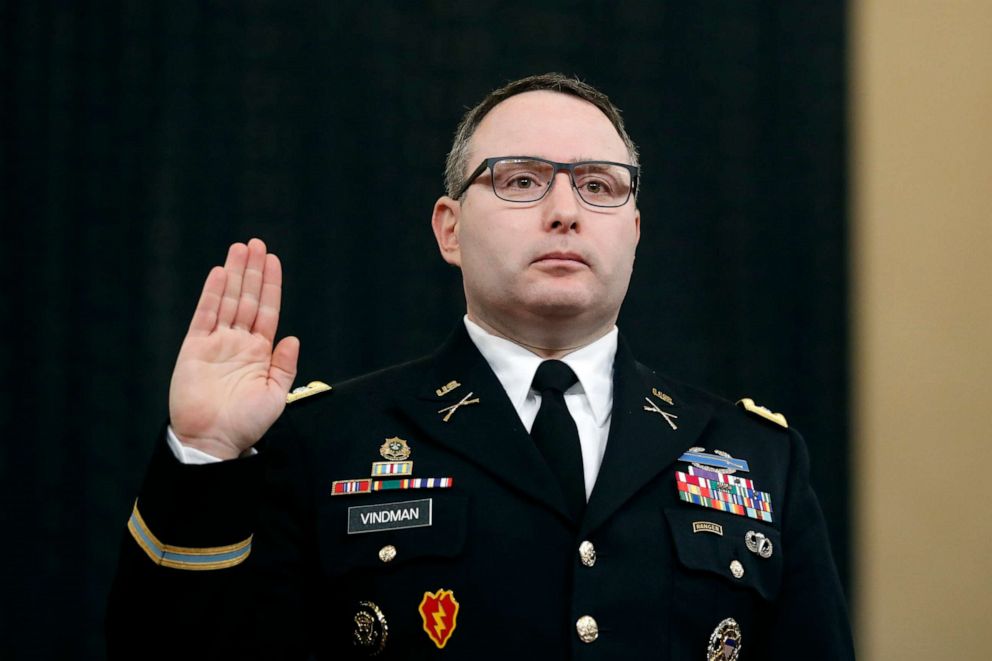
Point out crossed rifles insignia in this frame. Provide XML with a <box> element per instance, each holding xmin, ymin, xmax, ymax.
<box><xmin>437</xmin><ymin>391</ymin><xmax>480</xmax><ymax>423</ymax></box>
<box><xmin>643</xmin><ymin>387</ymin><xmax>678</xmax><ymax>430</ymax></box>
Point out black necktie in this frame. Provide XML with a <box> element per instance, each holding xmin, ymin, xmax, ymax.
<box><xmin>530</xmin><ymin>360</ymin><xmax>586</xmax><ymax>520</ymax></box>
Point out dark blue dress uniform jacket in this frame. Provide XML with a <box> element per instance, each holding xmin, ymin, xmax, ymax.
<box><xmin>107</xmin><ymin>326</ymin><xmax>855</xmax><ymax>659</ymax></box>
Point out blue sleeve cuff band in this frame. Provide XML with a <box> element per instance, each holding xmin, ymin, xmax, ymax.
<box><xmin>127</xmin><ymin>500</ymin><xmax>252</xmax><ymax>571</ymax></box>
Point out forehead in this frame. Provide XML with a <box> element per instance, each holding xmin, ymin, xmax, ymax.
<box><xmin>468</xmin><ymin>90</ymin><xmax>629</xmax><ymax>165</ymax></box>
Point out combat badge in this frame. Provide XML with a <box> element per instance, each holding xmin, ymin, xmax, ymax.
<box><xmin>380</xmin><ymin>437</ymin><xmax>411</xmax><ymax>461</ymax></box>
<box><xmin>680</xmin><ymin>447</ymin><xmax>750</xmax><ymax>474</ymax></box>
<box><xmin>352</xmin><ymin>601</ymin><xmax>388</xmax><ymax>656</ymax></box>
<box><xmin>419</xmin><ymin>588</ymin><xmax>459</xmax><ymax>649</ymax></box>
<box><xmin>707</xmin><ymin>618</ymin><xmax>741</xmax><ymax>661</ymax></box>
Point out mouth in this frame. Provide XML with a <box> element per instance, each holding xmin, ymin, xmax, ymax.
<box><xmin>532</xmin><ymin>251</ymin><xmax>588</xmax><ymax>267</ymax></box>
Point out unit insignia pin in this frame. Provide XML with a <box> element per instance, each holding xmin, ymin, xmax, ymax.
<box><xmin>380</xmin><ymin>437</ymin><xmax>412</xmax><ymax>461</ymax></box>
<box><xmin>643</xmin><ymin>396</ymin><xmax>679</xmax><ymax>430</ymax></box>
<box><xmin>707</xmin><ymin>617</ymin><xmax>742</xmax><ymax>661</ymax></box>
<box><xmin>435</xmin><ymin>380</ymin><xmax>461</xmax><ymax>397</ymax></box>
<box><xmin>419</xmin><ymin>588</ymin><xmax>459</xmax><ymax>649</ymax></box>
<box><xmin>352</xmin><ymin>600</ymin><xmax>388</xmax><ymax>656</ymax></box>
<box><xmin>737</xmin><ymin>397</ymin><xmax>788</xmax><ymax>428</ymax></box>
<box><xmin>745</xmin><ymin>530</ymin><xmax>773</xmax><ymax>559</ymax></box>
<box><xmin>286</xmin><ymin>380</ymin><xmax>332</xmax><ymax>404</ymax></box>
<box><xmin>437</xmin><ymin>391</ymin><xmax>480</xmax><ymax>423</ymax></box>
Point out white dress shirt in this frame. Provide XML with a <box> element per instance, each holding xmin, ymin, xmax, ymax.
<box><xmin>169</xmin><ymin>316</ymin><xmax>618</xmax><ymax>499</ymax></box>
<box><xmin>462</xmin><ymin>316</ymin><xmax>616</xmax><ymax>500</ymax></box>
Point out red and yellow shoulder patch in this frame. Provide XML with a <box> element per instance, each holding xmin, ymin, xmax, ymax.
<box><xmin>419</xmin><ymin>588</ymin><xmax>459</xmax><ymax>649</ymax></box>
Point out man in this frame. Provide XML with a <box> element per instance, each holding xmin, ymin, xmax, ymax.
<box><xmin>108</xmin><ymin>73</ymin><xmax>854</xmax><ymax>660</ymax></box>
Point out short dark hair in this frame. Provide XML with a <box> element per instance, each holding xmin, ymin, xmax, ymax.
<box><xmin>444</xmin><ymin>73</ymin><xmax>639</xmax><ymax>198</ymax></box>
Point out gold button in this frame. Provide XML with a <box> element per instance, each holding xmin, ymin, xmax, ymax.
<box><xmin>378</xmin><ymin>545</ymin><xmax>397</xmax><ymax>563</ymax></box>
<box><xmin>576</xmin><ymin>615</ymin><xmax>599</xmax><ymax>643</ymax></box>
<box><xmin>578</xmin><ymin>540</ymin><xmax>597</xmax><ymax>567</ymax></box>
<box><xmin>730</xmin><ymin>559</ymin><xmax>745</xmax><ymax>579</ymax></box>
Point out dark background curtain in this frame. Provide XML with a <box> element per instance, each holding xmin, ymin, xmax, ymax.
<box><xmin>1</xmin><ymin>2</ymin><xmax>848</xmax><ymax>657</ymax></box>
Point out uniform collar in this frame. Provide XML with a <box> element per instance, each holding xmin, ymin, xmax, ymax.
<box><xmin>462</xmin><ymin>315</ymin><xmax>617</xmax><ymax>426</ymax></box>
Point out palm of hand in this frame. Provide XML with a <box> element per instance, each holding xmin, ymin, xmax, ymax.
<box><xmin>168</xmin><ymin>239</ymin><xmax>300</xmax><ymax>459</ymax></box>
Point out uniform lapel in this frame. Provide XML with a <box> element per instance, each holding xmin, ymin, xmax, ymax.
<box><xmin>580</xmin><ymin>336</ymin><xmax>714</xmax><ymax>537</ymax></box>
<box><xmin>395</xmin><ymin>325</ymin><xmax>574</xmax><ymax>524</ymax></box>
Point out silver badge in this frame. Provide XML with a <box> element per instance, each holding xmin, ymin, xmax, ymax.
<box><xmin>745</xmin><ymin>530</ymin><xmax>774</xmax><ymax>559</ymax></box>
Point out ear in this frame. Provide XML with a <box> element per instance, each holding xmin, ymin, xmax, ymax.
<box><xmin>432</xmin><ymin>196</ymin><xmax>462</xmax><ymax>267</ymax></box>
<box><xmin>634</xmin><ymin>208</ymin><xmax>641</xmax><ymax>246</ymax></box>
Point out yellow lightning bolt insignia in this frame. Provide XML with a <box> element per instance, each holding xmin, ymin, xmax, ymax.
<box><xmin>432</xmin><ymin>603</ymin><xmax>447</xmax><ymax>636</ymax></box>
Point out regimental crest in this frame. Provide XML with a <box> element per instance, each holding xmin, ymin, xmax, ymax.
<box><xmin>419</xmin><ymin>588</ymin><xmax>459</xmax><ymax>649</ymax></box>
<box><xmin>380</xmin><ymin>437</ymin><xmax>411</xmax><ymax>461</ymax></box>
<box><xmin>707</xmin><ymin>617</ymin><xmax>742</xmax><ymax>661</ymax></box>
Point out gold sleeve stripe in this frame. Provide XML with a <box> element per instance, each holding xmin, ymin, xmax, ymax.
<box><xmin>127</xmin><ymin>501</ymin><xmax>252</xmax><ymax>571</ymax></box>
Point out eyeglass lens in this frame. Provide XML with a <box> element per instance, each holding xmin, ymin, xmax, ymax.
<box><xmin>491</xmin><ymin>158</ymin><xmax>632</xmax><ymax>207</ymax></box>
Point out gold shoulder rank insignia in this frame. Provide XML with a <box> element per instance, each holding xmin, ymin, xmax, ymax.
<box><xmin>286</xmin><ymin>380</ymin><xmax>333</xmax><ymax>404</ymax></box>
<box><xmin>736</xmin><ymin>397</ymin><xmax>788</xmax><ymax>428</ymax></box>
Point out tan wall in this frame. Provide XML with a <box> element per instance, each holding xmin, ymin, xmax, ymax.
<box><xmin>850</xmin><ymin>1</ymin><xmax>992</xmax><ymax>658</ymax></box>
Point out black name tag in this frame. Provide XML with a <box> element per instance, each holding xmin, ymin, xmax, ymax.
<box><xmin>347</xmin><ymin>498</ymin><xmax>433</xmax><ymax>535</ymax></box>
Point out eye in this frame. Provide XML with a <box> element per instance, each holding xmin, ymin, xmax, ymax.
<box><xmin>510</xmin><ymin>176</ymin><xmax>535</xmax><ymax>189</ymax></box>
<box><xmin>579</xmin><ymin>178</ymin><xmax>614</xmax><ymax>195</ymax></box>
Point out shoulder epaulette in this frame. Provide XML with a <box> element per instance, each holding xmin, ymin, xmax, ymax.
<box><xmin>286</xmin><ymin>380</ymin><xmax>333</xmax><ymax>404</ymax></box>
<box><xmin>736</xmin><ymin>397</ymin><xmax>788</xmax><ymax>428</ymax></box>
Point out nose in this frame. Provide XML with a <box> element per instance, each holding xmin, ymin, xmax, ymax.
<box><xmin>543</xmin><ymin>170</ymin><xmax>581</xmax><ymax>233</ymax></box>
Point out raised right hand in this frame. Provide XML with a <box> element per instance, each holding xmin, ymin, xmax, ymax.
<box><xmin>168</xmin><ymin>238</ymin><xmax>300</xmax><ymax>460</ymax></box>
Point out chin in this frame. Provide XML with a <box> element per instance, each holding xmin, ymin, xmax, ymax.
<box><xmin>518</xmin><ymin>289</ymin><xmax>599</xmax><ymax>319</ymax></box>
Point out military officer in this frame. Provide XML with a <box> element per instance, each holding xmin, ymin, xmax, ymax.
<box><xmin>107</xmin><ymin>73</ymin><xmax>855</xmax><ymax>660</ymax></box>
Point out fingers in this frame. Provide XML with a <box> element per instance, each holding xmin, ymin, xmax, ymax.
<box><xmin>253</xmin><ymin>253</ymin><xmax>283</xmax><ymax>343</ymax></box>
<box><xmin>187</xmin><ymin>266</ymin><xmax>227</xmax><ymax>336</ymax></box>
<box><xmin>269</xmin><ymin>336</ymin><xmax>300</xmax><ymax>394</ymax></box>
<box><xmin>232</xmin><ymin>238</ymin><xmax>267</xmax><ymax>331</ymax></box>
<box><xmin>217</xmin><ymin>242</ymin><xmax>249</xmax><ymax>328</ymax></box>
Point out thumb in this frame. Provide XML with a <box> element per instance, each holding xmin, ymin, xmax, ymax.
<box><xmin>269</xmin><ymin>336</ymin><xmax>300</xmax><ymax>394</ymax></box>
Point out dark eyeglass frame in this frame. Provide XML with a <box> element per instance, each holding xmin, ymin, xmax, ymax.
<box><xmin>454</xmin><ymin>156</ymin><xmax>640</xmax><ymax>208</ymax></box>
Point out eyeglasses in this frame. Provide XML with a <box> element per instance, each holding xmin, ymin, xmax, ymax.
<box><xmin>454</xmin><ymin>156</ymin><xmax>639</xmax><ymax>208</ymax></box>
